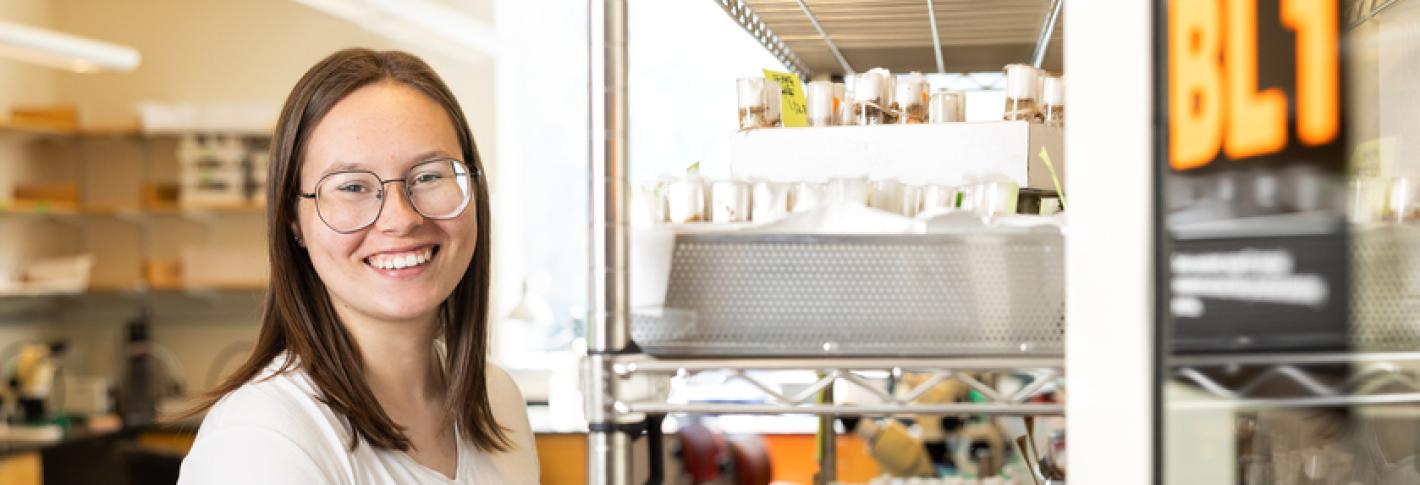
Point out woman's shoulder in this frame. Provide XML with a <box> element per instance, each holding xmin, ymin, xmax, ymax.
<box><xmin>468</xmin><ymin>363</ymin><xmax>541</xmax><ymax>482</ymax></box>
<box><xmin>197</xmin><ymin>356</ymin><xmax>332</xmax><ymax>435</ymax></box>
<box><xmin>180</xmin><ymin>357</ymin><xmax>349</xmax><ymax>484</ymax></box>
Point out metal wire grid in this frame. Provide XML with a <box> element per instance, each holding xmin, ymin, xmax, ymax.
<box><xmin>610</xmin><ymin>355</ymin><xmax>1064</xmax><ymax>415</ymax></box>
<box><xmin>1170</xmin><ymin>352</ymin><xmax>1420</xmax><ymax>409</ymax></box>
<box><xmin>715</xmin><ymin>0</ymin><xmax>815</xmax><ymax>77</ymax></box>
<box><xmin>1346</xmin><ymin>0</ymin><xmax>1404</xmax><ymax>29</ymax></box>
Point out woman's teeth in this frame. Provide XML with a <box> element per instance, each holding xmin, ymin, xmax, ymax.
<box><xmin>367</xmin><ymin>247</ymin><xmax>434</xmax><ymax>270</ymax></box>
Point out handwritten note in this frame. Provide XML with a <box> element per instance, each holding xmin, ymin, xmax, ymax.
<box><xmin>763</xmin><ymin>69</ymin><xmax>808</xmax><ymax>128</ymax></box>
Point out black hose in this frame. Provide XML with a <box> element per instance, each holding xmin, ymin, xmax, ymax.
<box><xmin>645</xmin><ymin>414</ymin><xmax>665</xmax><ymax>485</ymax></box>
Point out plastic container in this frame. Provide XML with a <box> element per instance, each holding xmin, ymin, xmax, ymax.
<box><xmin>895</xmin><ymin>72</ymin><xmax>928</xmax><ymax>124</ymax></box>
<box><xmin>751</xmin><ymin>180</ymin><xmax>791</xmax><ymax>222</ymax></box>
<box><xmin>1003</xmin><ymin>64</ymin><xmax>1039</xmax><ymax>121</ymax></box>
<box><xmin>851</xmin><ymin>71</ymin><xmax>886</xmax><ymax>125</ymax></box>
<box><xmin>806</xmin><ymin>80</ymin><xmax>835</xmax><ymax>127</ymax></box>
<box><xmin>1041</xmin><ymin>75</ymin><xmax>1064</xmax><ymax>126</ymax></box>
<box><xmin>833</xmin><ymin>82</ymin><xmax>848</xmax><ymax>125</ymax></box>
<box><xmin>929</xmin><ymin>90</ymin><xmax>966</xmax><ymax>123</ymax></box>
<box><xmin>736</xmin><ymin>77</ymin><xmax>767</xmax><ymax>130</ymax></box>
<box><xmin>790</xmin><ymin>181</ymin><xmax>826</xmax><ymax>213</ymax></box>
<box><xmin>710</xmin><ymin>180</ymin><xmax>751</xmax><ymax>223</ymax></box>
<box><xmin>763</xmin><ymin>79</ymin><xmax>783</xmax><ymax>128</ymax></box>
<box><xmin>666</xmin><ymin>176</ymin><xmax>708</xmax><ymax>223</ymax></box>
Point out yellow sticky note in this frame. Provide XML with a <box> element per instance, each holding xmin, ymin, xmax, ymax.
<box><xmin>763</xmin><ymin>69</ymin><xmax>808</xmax><ymax>128</ymax></box>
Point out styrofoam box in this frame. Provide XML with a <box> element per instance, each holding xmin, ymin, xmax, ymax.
<box><xmin>728</xmin><ymin>121</ymin><xmax>1065</xmax><ymax>190</ymax></box>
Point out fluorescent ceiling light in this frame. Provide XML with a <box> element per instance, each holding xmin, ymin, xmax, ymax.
<box><xmin>0</xmin><ymin>19</ymin><xmax>140</xmax><ymax>73</ymax></box>
<box><xmin>294</xmin><ymin>0</ymin><xmax>496</xmax><ymax>62</ymax></box>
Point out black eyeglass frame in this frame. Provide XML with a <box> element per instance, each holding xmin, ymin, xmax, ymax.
<box><xmin>296</xmin><ymin>158</ymin><xmax>479</xmax><ymax>234</ymax></box>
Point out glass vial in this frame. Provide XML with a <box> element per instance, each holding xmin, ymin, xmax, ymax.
<box><xmin>872</xmin><ymin>68</ymin><xmax>898</xmax><ymax>124</ymax></box>
<box><xmin>806</xmin><ymin>80</ymin><xmax>835</xmax><ymax>127</ymax></box>
<box><xmin>710</xmin><ymin>180</ymin><xmax>751</xmax><ymax>223</ymax></box>
<box><xmin>1003</xmin><ymin>64</ymin><xmax>1039</xmax><ymax>121</ymax></box>
<box><xmin>1041</xmin><ymin>75</ymin><xmax>1064</xmax><ymax>126</ymax></box>
<box><xmin>929</xmin><ymin>90</ymin><xmax>965</xmax><ymax>123</ymax></box>
<box><xmin>832</xmin><ymin>82</ymin><xmax>847</xmax><ymax>126</ymax></box>
<box><xmin>736</xmin><ymin>77</ymin><xmax>767</xmax><ymax>130</ymax></box>
<box><xmin>895</xmin><ymin>72</ymin><xmax>928</xmax><ymax>124</ymax></box>
<box><xmin>762</xmin><ymin>79</ymin><xmax>782</xmax><ymax>128</ymax></box>
<box><xmin>852</xmin><ymin>71</ymin><xmax>886</xmax><ymax>126</ymax></box>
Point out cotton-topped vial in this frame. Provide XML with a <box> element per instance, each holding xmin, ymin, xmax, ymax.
<box><xmin>806</xmin><ymin>80</ymin><xmax>835</xmax><ymax>127</ymax></box>
<box><xmin>869</xmin><ymin>68</ymin><xmax>897</xmax><ymax>124</ymax></box>
<box><xmin>736</xmin><ymin>77</ymin><xmax>767</xmax><ymax>130</ymax></box>
<box><xmin>1041</xmin><ymin>75</ymin><xmax>1064</xmax><ymax>126</ymax></box>
<box><xmin>1003</xmin><ymin>63</ymin><xmax>1039</xmax><ymax>121</ymax></box>
<box><xmin>928</xmin><ymin>90</ymin><xmax>965</xmax><ymax>123</ymax></box>
<box><xmin>762</xmin><ymin>79</ymin><xmax>782</xmax><ymax>128</ymax></box>
<box><xmin>895</xmin><ymin>72</ymin><xmax>928</xmax><ymax>124</ymax></box>
<box><xmin>852</xmin><ymin>71</ymin><xmax>886</xmax><ymax>125</ymax></box>
<box><xmin>832</xmin><ymin>82</ymin><xmax>847</xmax><ymax>125</ymax></box>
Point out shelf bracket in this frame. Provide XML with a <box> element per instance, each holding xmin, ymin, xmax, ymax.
<box><xmin>714</xmin><ymin>0</ymin><xmax>814</xmax><ymax>78</ymax></box>
<box><xmin>1031</xmin><ymin>0</ymin><xmax>1064</xmax><ymax>69</ymax></box>
<box><xmin>926</xmin><ymin>0</ymin><xmax>945</xmax><ymax>73</ymax></box>
<box><xmin>793</xmin><ymin>0</ymin><xmax>854</xmax><ymax>75</ymax></box>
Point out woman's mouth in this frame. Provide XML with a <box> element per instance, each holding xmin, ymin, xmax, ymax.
<box><xmin>364</xmin><ymin>246</ymin><xmax>438</xmax><ymax>271</ymax></box>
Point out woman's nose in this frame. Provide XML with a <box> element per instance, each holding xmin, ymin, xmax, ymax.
<box><xmin>375</xmin><ymin>183</ymin><xmax>423</xmax><ymax>234</ymax></box>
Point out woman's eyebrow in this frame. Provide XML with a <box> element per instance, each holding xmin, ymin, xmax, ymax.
<box><xmin>409</xmin><ymin>150</ymin><xmax>456</xmax><ymax>162</ymax></box>
<box><xmin>320</xmin><ymin>162</ymin><xmax>367</xmax><ymax>177</ymax></box>
<box><xmin>317</xmin><ymin>151</ymin><xmax>455</xmax><ymax>177</ymax></box>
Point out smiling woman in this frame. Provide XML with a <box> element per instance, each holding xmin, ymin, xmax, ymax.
<box><xmin>174</xmin><ymin>48</ymin><xmax>538</xmax><ymax>484</ymax></box>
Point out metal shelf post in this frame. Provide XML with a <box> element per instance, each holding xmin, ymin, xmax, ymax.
<box><xmin>587</xmin><ymin>0</ymin><xmax>633</xmax><ymax>482</ymax></box>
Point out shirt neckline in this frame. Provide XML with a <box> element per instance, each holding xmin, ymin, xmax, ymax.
<box><xmin>392</xmin><ymin>423</ymin><xmax>465</xmax><ymax>482</ymax></box>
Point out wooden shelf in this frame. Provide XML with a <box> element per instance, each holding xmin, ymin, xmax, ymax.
<box><xmin>0</xmin><ymin>204</ymin><xmax>264</xmax><ymax>218</ymax></box>
<box><xmin>0</xmin><ymin>119</ymin><xmax>201</xmax><ymax>138</ymax></box>
<box><xmin>0</xmin><ymin>119</ymin><xmax>77</xmax><ymax>136</ymax></box>
<box><xmin>85</xmin><ymin>282</ymin><xmax>266</xmax><ymax>294</ymax></box>
<box><xmin>0</xmin><ymin>209</ymin><xmax>81</xmax><ymax>217</ymax></box>
<box><xmin>142</xmin><ymin>203</ymin><xmax>265</xmax><ymax>215</ymax></box>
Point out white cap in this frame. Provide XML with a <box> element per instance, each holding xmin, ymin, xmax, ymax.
<box><xmin>1042</xmin><ymin>75</ymin><xmax>1065</xmax><ymax>106</ymax></box>
<box><xmin>896</xmin><ymin>72</ymin><xmax>927</xmax><ymax>105</ymax></box>
<box><xmin>1005</xmin><ymin>63</ymin><xmax>1038</xmax><ymax>100</ymax></box>
<box><xmin>806</xmin><ymin>80</ymin><xmax>834</xmax><ymax>123</ymax></box>
<box><xmin>853</xmin><ymin>72</ymin><xmax>884</xmax><ymax>101</ymax></box>
<box><xmin>736</xmin><ymin>77</ymin><xmax>765</xmax><ymax>107</ymax></box>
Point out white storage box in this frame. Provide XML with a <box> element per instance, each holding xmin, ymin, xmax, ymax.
<box><xmin>728</xmin><ymin>121</ymin><xmax>1064</xmax><ymax>190</ymax></box>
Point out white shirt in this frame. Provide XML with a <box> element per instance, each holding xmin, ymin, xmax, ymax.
<box><xmin>178</xmin><ymin>355</ymin><xmax>539</xmax><ymax>484</ymax></box>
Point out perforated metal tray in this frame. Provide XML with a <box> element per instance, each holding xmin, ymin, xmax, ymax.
<box><xmin>631</xmin><ymin>231</ymin><xmax>1065</xmax><ymax>357</ymax></box>
<box><xmin>1352</xmin><ymin>225</ymin><xmax>1420</xmax><ymax>350</ymax></box>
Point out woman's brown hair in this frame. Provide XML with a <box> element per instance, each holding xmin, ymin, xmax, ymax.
<box><xmin>183</xmin><ymin>48</ymin><xmax>509</xmax><ymax>453</ymax></box>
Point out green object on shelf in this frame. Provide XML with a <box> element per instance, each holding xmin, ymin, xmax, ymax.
<box><xmin>1038</xmin><ymin>146</ymin><xmax>1066</xmax><ymax>209</ymax></box>
<box><xmin>34</xmin><ymin>200</ymin><xmax>50</xmax><ymax>213</ymax></box>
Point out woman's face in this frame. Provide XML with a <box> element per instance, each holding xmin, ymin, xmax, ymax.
<box><xmin>295</xmin><ymin>81</ymin><xmax>475</xmax><ymax>326</ymax></box>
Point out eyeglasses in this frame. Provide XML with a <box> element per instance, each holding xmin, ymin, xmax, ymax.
<box><xmin>298</xmin><ymin>158</ymin><xmax>478</xmax><ymax>233</ymax></box>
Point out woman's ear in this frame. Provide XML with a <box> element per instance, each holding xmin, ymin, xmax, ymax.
<box><xmin>290</xmin><ymin>223</ymin><xmax>305</xmax><ymax>247</ymax></box>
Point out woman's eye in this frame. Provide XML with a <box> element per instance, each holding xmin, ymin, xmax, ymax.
<box><xmin>412</xmin><ymin>173</ymin><xmax>444</xmax><ymax>185</ymax></box>
<box><xmin>337</xmin><ymin>183</ymin><xmax>370</xmax><ymax>193</ymax></box>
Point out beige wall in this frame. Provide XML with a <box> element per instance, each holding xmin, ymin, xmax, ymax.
<box><xmin>0</xmin><ymin>0</ymin><xmax>53</xmax><ymax>112</ymax></box>
<box><xmin>0</xmin><ymin>0</ymin><xmax>60</xmax><ymax>353</ymax></box>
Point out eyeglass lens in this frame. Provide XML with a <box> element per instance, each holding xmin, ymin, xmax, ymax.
<box><xmin>314</xmin><ymin>159</ymin><xmax>473</xmax><ymax>233</ymax></box>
